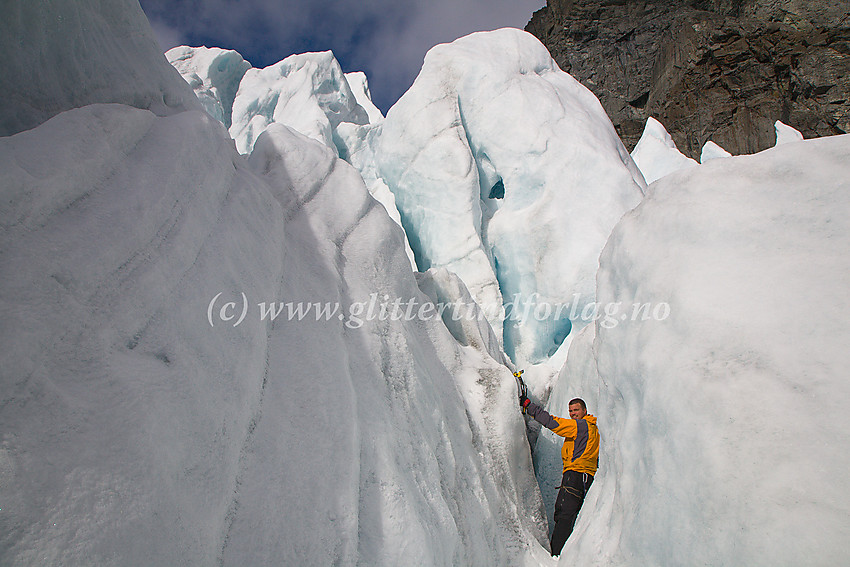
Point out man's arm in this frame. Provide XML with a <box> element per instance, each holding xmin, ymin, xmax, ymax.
<box><xmin>522</xmin><ymin>399</ymin><xmax>559</xmax><ymax>430</ymax></box>
<box><xmin>521</xmin><ymin>399</ymin><xmax>577</xmax><ymax>438</ymax></box>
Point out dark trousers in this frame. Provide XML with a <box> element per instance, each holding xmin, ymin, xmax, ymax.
<box><xmin>550</xmin><ymin>470</ymin><xmax>594</xmax><ymax>556</ymax></box>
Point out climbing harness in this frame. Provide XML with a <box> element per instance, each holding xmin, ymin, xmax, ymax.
<box><xmin>556</xmin><ymin>473</ymin><xmax>593</xmax><ymax>499</ymax></box>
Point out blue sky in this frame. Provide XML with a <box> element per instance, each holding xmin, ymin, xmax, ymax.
<box><xmin>139</xmin><ymin>0</ymin><xmax>545</xmax><ymax>113</ymax></box>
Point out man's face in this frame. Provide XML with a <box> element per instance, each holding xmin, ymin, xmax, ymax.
<box><xmin>568</xmin><ymin>403</ymin><xmax>587</xmax><ymax>420</ymax></box>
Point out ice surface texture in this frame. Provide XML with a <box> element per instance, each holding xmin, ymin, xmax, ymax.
<box><xmin>0</xmin><ymin>0</ymin><xmax>200</xmax><ymax>137</ymax></box>
<box><xmin>166</xmin><ymin>46</ymin><xmax>251</xmax><ymax>128</ymax></box>
<box><xmin>0</xmin><ymin>103</ymin><xmax>546</xmax><ymax>567</ymax></box>
<box><xmin>230</xmin><ymin>51</ymin><xmax>369</xmax><ymax>155</ymax></box>
<box><xmin>0</xmin><ymin>1</ymin><xmax>547</xmax><ymax>563</ymax></box>
<box><xmin>548</xmin><ymin>134</ymin><xmax>850</xmax><ymax>565</ymax></box>
<box><xmin>375</xmin><ymin>29</ymin><xmax>646</xmax><ymax>366</ymax></box>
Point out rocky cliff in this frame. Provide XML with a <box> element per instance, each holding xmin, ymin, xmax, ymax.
<box><xmin>526</xmin><ymin>0</ymin><xmax>850</xmax><ymax>157</ymax></box>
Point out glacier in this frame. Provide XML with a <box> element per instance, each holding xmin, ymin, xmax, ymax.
<box><xmin>0</xmin><ymin>2</ymin><xmax>547</xmax><ymax>564</ymax></box>
<box><xmin>3</xmin><ymin>0</ymin><xmax>850</xmax><ymax>565</ymax></box>
<box><xmin>229</xmin><ymin>50</ymin><xmax>369</xmax><ymax>155</ymax></box>
<box><xmin>0</xmin><ymin>100</ymin><xmax>545</xmax><ymax>565</ymax></box>
<box><xmin>0</xmin><ymin>0</ymin><xmax>200</xmax><ymax>137</ymax></box>
<box><xmin>373</xmin><ymin>29</ymin><xmax>646</xmax><ymax>369</ymax></box>
<box><xmin>166</xmin><ymin>46</ymin><xmax>251</xmax><ymax>128</ymax></box>
<box><xmin>167</xmin><ymin>31</ymin><xmax>648</xmax><ymax>375</ymax></box>
<box><xmin>544</xmin><ymin>133</ymin><xmax>850</xmax><ymax>565</ymax></box>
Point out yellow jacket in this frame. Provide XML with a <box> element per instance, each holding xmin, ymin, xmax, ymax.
<box><xmin>525</xmin><ymin>401</ymin><xmax>599</xmax><ymax>476</ymax></box>
<box><xmin>549</xmin><ymin>414</ymin><xmax>599</xmax><ymax>475</ymax></box>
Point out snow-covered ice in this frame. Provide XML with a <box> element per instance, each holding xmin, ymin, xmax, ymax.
<box><xmin>774</xmin><ymin>120</ymin><xmax>805</xmax><ymax>146</ymax></box>
<box><xmin>0</xmin><ymin>2</ymin><xmax>548</xmax><ymax>563</ymax></box>
<box><xmin>700</xmin><ymin>139</ymin><xmax>733</xmax><ymax>162</ymax></box>
<box><xmin>375</xmin><ymin>28</ymin><xmax>645</xmax><ymax>368</ymax></box>
<box><xmin>630</xmin><ymin>117</ymin><xmax>698</xmax><ymax>184</ymax></box>
<box><xmin>0</xmin><ymin>0</ymin><xmax>200</xmax><ymax>137</ymax></box>
<box><xmin>345</xmin><ymin>71</ymin><xmax>385</xmax><ymax>125</ymax></box>
<box><xmin>4</xmin><ymin>0</ymin><xmax>850</xmax><ymax>564</ymax></box>
<box><xmin>229</xmin><ymin>51</ymin><xmax>369</xmax><ymax>154</ymax></box>
<box><xmin>548</xmin><ymin>133</ymin><xmax>850</xmax><ymax>565</ymax></box>
<box><xmin>166</xmin><ymin>46</ymin><xmax>251</xmax><ymax>128</ymax></box>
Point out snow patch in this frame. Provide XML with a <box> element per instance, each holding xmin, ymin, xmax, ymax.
<box><xmin>774</xmin><ymin>120</ymin><xmax>804</xmax><ymax>146</ymax></box>
<box><xmin>700</xmin><ymin>140</ymin><xmax>732</xmax><ymax>162</ymax></box>
<box><xmin>631</xmin><ymin>117</ymin><xmax>698</xmax><ymax>184</ymax></box>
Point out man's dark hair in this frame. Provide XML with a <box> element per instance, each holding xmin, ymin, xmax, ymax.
<box><xmin>569</xmin><ymin>398</ymin><xmax>587</xmax><ymax>411</ymax></box>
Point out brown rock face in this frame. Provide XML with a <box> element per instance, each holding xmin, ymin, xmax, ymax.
<box><xmin>526</xmin><ymin>0</ymin><xmax>850</xmax><ymax>158</ymax></box>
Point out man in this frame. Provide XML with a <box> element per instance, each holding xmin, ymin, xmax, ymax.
<box><xmin>520</xmin><ymin>394</ymin><xmax>599</xmax><ymax>557</ymax></box>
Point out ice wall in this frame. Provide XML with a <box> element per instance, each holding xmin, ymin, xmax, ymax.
<box><xmin>166</xmin><ymin>46</ymin><xmax>251</xmax><ymax>128</ymax></box>
<box><xmin>243</xmin><ymin>125</ymin><xmax>548</xmax><ymax>564</ymax></box>
<box><xmin>374</xmin><ymin>28</ymin><xmax>645</xmax><ymax>367</ymax></box>
<box><xmin>229</xmin><ymin>51</ymin><xmax>369</xmax><ymax>154</ymax></box>
<box><xmin>551</xmin><ymin>134</ymin><xmax>850</xmax><ymax>565</ymax></box>
<box><xmin>345</xmin><ymin>71</ymin><xmax>385</xmax><ymax>125</ymax></box>
<box><xmin>0</xmin><ymin>0</ymin><xmax>200</xmax><ymax>137</ymax></box>
<box><xmin>1</xmin><ymin>2</ymin><xmax>549</xmax><ymax>564</ymax></box>
<box><xmin>165</xmin><ymin>47</ymin><xmax>414</xmax><ymax>267</ymax></box>
<box><xmin>0</xmin><ymin>103</ymin><xmax>284</xmax><ymax>565</ymax></box>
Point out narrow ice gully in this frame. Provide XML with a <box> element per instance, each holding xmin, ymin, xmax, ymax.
<box><xmin>2</xmin><ymin>0</ymin><xmax>850</xmax><ymax>565</ymax></box>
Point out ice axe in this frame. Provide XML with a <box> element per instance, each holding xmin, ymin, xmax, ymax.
<box><xmin>513</xmin><ymin>369</ymin><xmax>527</xmax><ymax>403</ymax></box>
